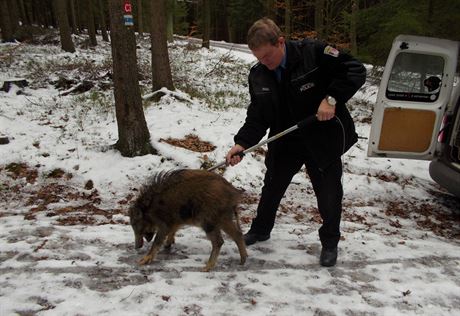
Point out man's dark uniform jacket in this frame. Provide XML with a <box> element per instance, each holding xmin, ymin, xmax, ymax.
<box><xmin>234</xmin><ymin>39</ymin><xmax>367</xmax><ymax>169</ymax></box>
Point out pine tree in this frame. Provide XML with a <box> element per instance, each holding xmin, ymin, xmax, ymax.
<box><xmin>108</xmin><ymin>0</ymin><xmax>155</xmax><ymax>157</ymax></box>
<box><xmin>202</xmin><ymin>0</ymin><xmax>211</xmax><ymax>48</ymax></box>
<box><xmin>0</xmin><ymin>0</ymin><xmax>14</xmax><ymax>42</ymax></box>
<box><xmin>151</xmin><ymin>0</ymin><xmax>174</xmax><ymax>92</ymax></box>
<box><xmin>53</xmin><ymin>0</ymin><xmax>76</xmax><ymax>52</ymax></box>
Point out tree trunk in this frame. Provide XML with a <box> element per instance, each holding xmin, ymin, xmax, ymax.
<box><xmin>69</xmin><ymin>0</ymin><xmax>79</xmax><ymax>33</ymax></box>
<box><xmin>202</xmin><ymin>0</ymin><xmax>210</xmax><ymax>48</ymax></box>
<box><xmin>151</xmin><ymin>0</ymin><xmax>174</xmax><ymax>92</ymax></box>
<box><xmin>427</xmin><ymin>0</ymin><xmax>434</xmax><ymax>25</ymax></box>
<box><xmin>108</xmin><ymin>0</ymin><xmax>155</xmax><ymax>157</ymax></box>
<box><xmin>53</xmin><ymin>0</ymin><xmax>76</xmax><ymax>52</ymax></box>
<box><xmin>0</xmin><ymin>0</ymin><xmax>14</xmax><ymax>42</ymax></box>
<box><xmin>98</xmin><ymin>0</ymin><xmax>109</xmax><ymax>41</ymax></box>
<box><xmin>87</xmin><ymin>0</ymin><xmax>97</xmax><ymax>46</ymax></box>
<box><xmin>166</xmin><ymin>0</ymin><xmax>174</xmax><ymax>42</ymax></box>
<box><xmin>44</xmin><ymin>0</ymin><xmax>54</xmax><ymax>28</ymax></box>
<box><xmin>33</xmin><ymin>0</ymin><xmax>48</xmax><ymax>26</ymax></box>
<box><xmin>136</xmin><ymin>0</ymin><xmax>143</xmax><ymax>36</ymax></box>
<box><xmin>25</xmin><ymin>0</ymin><xmax>33</xmax><ymax>25</ymax></box>
<box><xmin>143</xmin><ymin>0</ymin><xmax>152</xmax><ymax>35</ymax></box>
<box><xmin>75</xmin><ymin>0</ymin><xmax>83</xmax><ymax>32</ymax></box>
<box><xmin>315</xmin><ymin>0</ymin><xmax>324</xmax><ymax>40</ymax></box>
<box><xmin>32</xmin><ymin>0</ymin><xmax>40</xmax><ymax>25</ymax></box>
<box><xmin>265</xmin><ymin>0</ymin><xmax>275</xmax><ymax>19</ymax></box>
<box><xmin>350</xmin><ymin>0</ymin><xmax>358</xmax><ymax>56</ymax></box>
<box><xmin>6</xmin><ymin>0</ymin><xmax>20</xmax><ymax>34</ymax></box>
<box><xmin>18</xmin><ymin>0</ymin><xmax>30</xmax><ymax>25</ymax></box>
<box><xmin>215</xmin><ymin>0</ymin><xmax>229</xmax><ymax>42</ymax></box>
<box><xmin>228</xmin><ymin>21</ymin><xmax>236</xmax><ymax>43</ymax></box>
<box><xmin>284</xmin><ymin>0</ymin><xmax>291</xmax><ymax>40</ymax></box>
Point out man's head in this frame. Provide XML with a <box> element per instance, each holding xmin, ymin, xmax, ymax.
<box><xmin>424</xmin><ymin>76</ymin><xmax>441</xmax><ymax>92</ymax></box>
<box><xmin>247</xmin><ymin>18</ymin><xmax>285</xmax><ymax>70</ymax></box>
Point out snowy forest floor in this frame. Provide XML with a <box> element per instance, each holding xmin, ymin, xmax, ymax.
<box><xmin>0</xmin><ymin>35</ymin><xmax>459</xmax><ymax>316</ymax></box>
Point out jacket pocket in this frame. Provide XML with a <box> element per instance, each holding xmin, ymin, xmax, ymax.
<box><xmin>290</xmin><ymin>67</ymin><xmax>319</xmax><ymax>95</ymax></box>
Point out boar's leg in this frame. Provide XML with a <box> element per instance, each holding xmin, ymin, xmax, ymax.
<box><xmin>134</xmin><ymin>232</ymin><xmax>144</xmax><ymax>249</ymax></box>
<box><xmin>164</xmin><ymin>226</ymin><xmax>179</xmax><ymax>249</ymax></box>
<box><xmin>203</xmin><ymin>229</ymin><xmax>224</xmax><ymax>272</ymax></box>
<box><xmin>221</xmin><ymin>220</ymin><xmax>248</xmax><ymax>265</ymax></box>
<box><xmin>139</xmin><ymin>229</ymin><xmax>168</xmax><ymax>265</ymax></box>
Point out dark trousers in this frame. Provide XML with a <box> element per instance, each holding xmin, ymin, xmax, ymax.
<box><xmin>248</xmin><ymin>142</ymin><xmax>343</xmax><ymax>249</ymax></box>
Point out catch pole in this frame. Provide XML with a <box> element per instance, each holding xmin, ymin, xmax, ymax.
<box><xmin>208</xmin><ymin>116</ymin><xmax>317</xmax><ymax>172</ymax></box>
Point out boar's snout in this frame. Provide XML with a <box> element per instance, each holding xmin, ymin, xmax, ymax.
<box><xmin>145</xmin><ymin>232</ymin><xmax>154</xmax><ymax>242</ymax></box>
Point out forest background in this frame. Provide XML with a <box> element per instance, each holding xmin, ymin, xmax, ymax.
<box><xmin>1</xmin><ymin>0</ymin><xmax>460</xmax><ymax>66</ymax></box>
<box><xmin>2</xmin><ymin>0</ymin><xmax>460</xmax><ymax>158</ymax></box>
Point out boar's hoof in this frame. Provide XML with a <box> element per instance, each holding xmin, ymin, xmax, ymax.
<box><xmin>164</xmin><ymin>238</ymin><xmax>175</xmax><ymax>249</ymax></box>
<box><xmin>139</xmin><ymin>255</ymin><xmax>154</xmax><ymax>265</ymax></box>
<box><xmin>202</xmin><ymin>263</ymin><xmax>216</xmax><ymax>272</ymax></box>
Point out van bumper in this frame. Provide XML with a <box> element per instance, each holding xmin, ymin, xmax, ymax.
<box><xmin>429</xmin><ymin>160</ymin><xmax>460</xmax><ymax>198</ymax></box>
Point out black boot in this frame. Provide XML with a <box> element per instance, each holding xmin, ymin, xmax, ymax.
<box><xmin>244</xmin><ymin>232</ymin><xmax>270</xmax><ymax>246</ymax></box>
<box><xmin>320</xmin><ymin>247</ymin><xmax>337</xmax><ymax>267</ymax></box>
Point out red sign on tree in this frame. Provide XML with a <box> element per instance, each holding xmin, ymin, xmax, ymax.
<box><xmin>124</xmin><ymin>0</ymin><xmax>132</xmax><ymax>13</ymax></box>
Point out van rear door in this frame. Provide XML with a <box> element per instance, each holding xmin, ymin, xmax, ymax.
<box><xmin>368</xmin><ymin>35</ymin><xmax>459</xmax><ymax>160</ymax></box>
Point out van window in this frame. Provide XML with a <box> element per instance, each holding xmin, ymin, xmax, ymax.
<box><xmin>386</xmin><ymin>52</ymin><xmax>444</xmax><ymax>102</ymax></box>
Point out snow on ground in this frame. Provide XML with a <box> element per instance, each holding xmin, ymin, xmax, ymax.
<box><xmin>0</xmin><ymin>37</ymin><xmax>459</xmax><ymax>316</ymax></box>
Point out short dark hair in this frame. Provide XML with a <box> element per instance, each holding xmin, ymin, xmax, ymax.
<box><xmin>247</xmin><ymin>18</ymin><xmax>282</xmax><ymax>50</ymax></box>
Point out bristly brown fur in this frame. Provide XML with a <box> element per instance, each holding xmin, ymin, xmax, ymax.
<box><xmin>132</xmin><ymin>169</ymin><xmax>186</xmax><ymax>212</ymax></box>
<box><xmin>129</xmin><ymin>169</ymin><xmax>247</xmax><ymax>271</ymax></box>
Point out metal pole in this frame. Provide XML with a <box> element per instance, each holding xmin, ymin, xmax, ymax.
<box><xmin>207</xmin><ymin>116</ymin><xmax>316</xmax><ymax>172</ymax></box>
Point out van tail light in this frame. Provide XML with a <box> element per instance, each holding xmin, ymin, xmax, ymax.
<box><xmin>437</xmin><ymin>114</ymin><xmax>450</xmax><ymax>143</ymax></box>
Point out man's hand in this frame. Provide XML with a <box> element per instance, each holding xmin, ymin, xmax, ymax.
<box><xmin>226</xmin><ymin>144</ymin><xmax>245</xmax><ymax>166</ymax></box>
<box><xmin>316</xmin><ymin>98</ymin><xmax>336</xmax><ymax>121</ymax></box>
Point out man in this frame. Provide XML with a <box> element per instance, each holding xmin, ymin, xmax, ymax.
<box><xmin>424</xmin><ymin>76</ymin><xmax>441</xmax><ymax>93</ymax></box>
<box><xmin>226</xmin><ymin>18</ymin><xmax>366</xmax><ymax>267</ymax></box>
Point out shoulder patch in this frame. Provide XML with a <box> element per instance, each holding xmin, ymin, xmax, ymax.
<box><xmin>324</xmin><ymin>45</ymin><xmax>339</xmax><ymax>57</ymax></box>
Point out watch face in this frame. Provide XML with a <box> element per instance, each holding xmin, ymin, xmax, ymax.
<box><xmin>327</xmin><ymin>96</ymin><xmax>336</xmax><ymax>106</ymax></box>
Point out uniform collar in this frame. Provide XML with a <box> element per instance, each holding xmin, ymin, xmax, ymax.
<box><xmin>279</xmin><ymin>43</ymin><xmax>287</xmax><ymax>69</ymax></box>
<box><xmin>275</xmin><ymin>43</ymin><xmax>287</xmax><ymax>81</ymax></box>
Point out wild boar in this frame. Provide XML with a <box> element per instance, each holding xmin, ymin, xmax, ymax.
<box><xmin>129</xmin><ymin>169</ymin><xmax>247</xmax><ymax>271</ymax></box>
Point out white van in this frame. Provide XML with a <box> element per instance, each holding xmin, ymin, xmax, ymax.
<box><xmin>368</xmin><ymin>35</ymin><xmax>460</xmax><ymax>198</ymax></box>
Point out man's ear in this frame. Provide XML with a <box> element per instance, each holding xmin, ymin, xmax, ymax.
<box><xmin>278</xmin><ymin>37</ymin><xmax>285</xmax><ymax>46</ymax></box>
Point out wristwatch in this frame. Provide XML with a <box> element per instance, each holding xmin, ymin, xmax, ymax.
<box><xmin>326</xmin><ymin>95</ymin><xmax>337</xmax><ymax>106</ymax></box>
